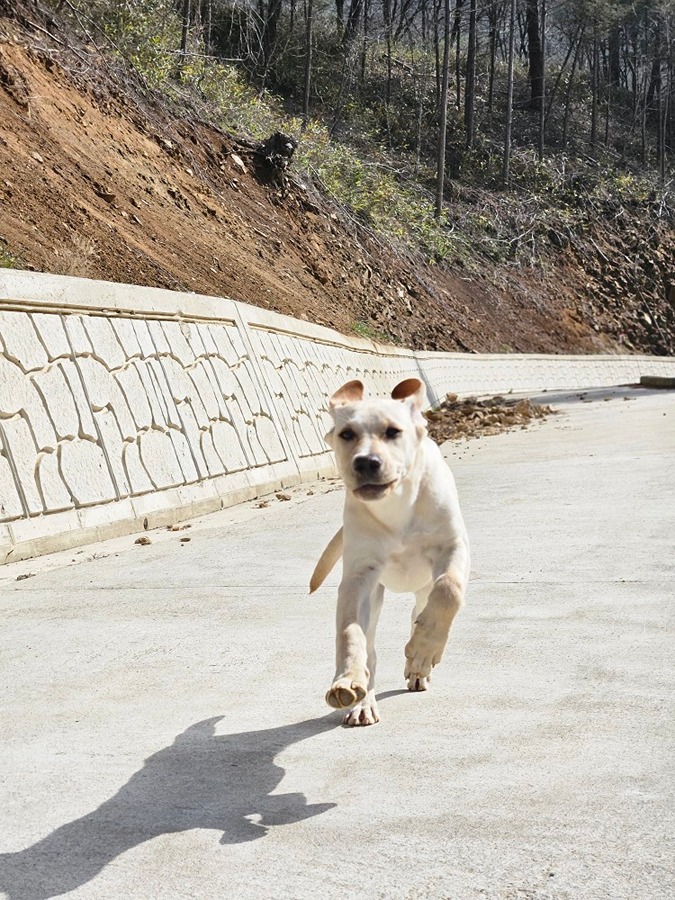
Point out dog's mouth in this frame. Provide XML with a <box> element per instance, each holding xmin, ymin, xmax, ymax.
<box><xmin>353</xmin><ymin>481</ymin><xmax>395</xmax><ymax>501</ymax></box>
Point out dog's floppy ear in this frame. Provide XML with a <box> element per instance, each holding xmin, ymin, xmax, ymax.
<box><xmin>329</xmin><ymin>379</ymin><xmax>365</xmax><ymax>409</ymax></box>
<box><xmin>326</xmin><ymin>380</ymin><xmax>364</xmax><ymax>446</ymax></box>
<box><xmin>391</xmin><ymin>378</ymin><xmax>427</xmax><ymax>428</ymax></box>
<box><xmin>391</xmin><ymin>378</ymin><xmax>427</xmax><ymax>408</ymax></box>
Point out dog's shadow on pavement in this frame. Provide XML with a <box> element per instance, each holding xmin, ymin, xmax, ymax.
<box><xmin>0</xmin><ymin>713</ymin><xmax>340</xmax><ymax>900</ymax></box>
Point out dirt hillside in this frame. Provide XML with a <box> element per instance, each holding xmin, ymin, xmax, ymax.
<box><xmin>1</xmin><ymin>3</ymin><xmax>674</xmax><ymax>355</ymax></box>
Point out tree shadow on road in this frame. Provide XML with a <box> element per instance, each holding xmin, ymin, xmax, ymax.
<box><xmin>0</xmin><ymin>713</ymin><xmax>340</xmax><ymax>900</ymax></box>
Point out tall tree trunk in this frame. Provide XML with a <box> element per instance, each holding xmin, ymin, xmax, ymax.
<box><xmin>562</xmin><ymin>29</ymin><xmax>582</xmax><ymax>147</ymax></box>
<box><xmin>464</xmin><ymin>0</ymin><xmax>477</xmax><ymax>147</ymax></box>
<box><xmin>180</xmin><ymin>0</ymin><xmax>191</xmax><ymax>59</ymax></box>
<box><xmin>345</xmin><ymin>0</ymin><xmax>364</xmax><ymax>45</ymax></box>
<box><xmin>384</xmin><ymin>0</ymin><xmax>393</xmax><ymax>107</ymax></box>
<box><xmin>590</xmin><ymin>22</ymin><xmax>599</xmax><ymax>148</ymax></box>
<box><xmin>436</xmin><ymin>0</ymin><xmax>451</xmax><ymax>217</ymax></box>
<box><xmin>641</xmin><ymin>67</ymin><xmax>648</xmax><ymax>164</ymax></box>
<box><xmin>412</xmin><ymin>41</ymin><xmax>429</xmax><ymax>172</ymax></box>
<box><xmin>263</xmin><ymin>0</ymin><xmax>283</xmax><ymax>73</ymax></box>
<box><xmin>517</xmin><ymin>7</ymin><xmax>527</xmax><ymax>61</ymax></box>
<box><xmin>525</xmin><ymin>0</ymin><xmax>543</xmax><ymax>110</ymax></box>
<box><xmin>360</xmin><ymin>0</ymin><xmax>370</xmax><ymax>87</ymax></box>
<box><xmin>668</xmin><ymin>14</ymin><xmax>674</xmax><ymax>157</ymax></box>
<box><xmin>487</xmin><ymin>0</ymin><xmax>498</xmax><ymax>117</ymax></box>
<box><xmin>335</xmin><ymin>0</ymin><xmax>344</xmax><ymax>37</ymax></box>
<box><xmin>537</xmin><ymin>0</ymin><xmax>546</xmax><ymax>159</ymax></box>
<box><xmin>434</xmin><ymin>0</ymin><xmax>442</xmax><ymax>108</ymax></box>
<box><xmin>202</xmin><ymin>0</ymin><xmax>212</xmax><ymax>55</ymax></box>
<box><xmin>452</xmin><ymin>0</ymin><xmax>463</xmax><ymax>109</ymax></box>
<box><xmin>646</xmin><ymin>53</ymin><xmax>662</xmax><ymax>109</ymax></box>
<box><xmin>656</xmin><ymin>15</ymin><xmax>665</xmax><ymax>182</ymax></box>
<box><xmin>302</xmin><ymin>0</ymin><xmax>313</xmax><ymax>124</ymax></box>
<box><xmin>608</xmin><ymin>24</ymin><xmax>621</xmax><ymax>91</ymax></box>
<box><xmin>503</xmin><ymin>0</ymin><xmax>516</xmax><ymax>184</ymax></box>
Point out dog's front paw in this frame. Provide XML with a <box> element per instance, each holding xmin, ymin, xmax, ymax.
<box><xmin>325</xmin><ymin>676</ymin><xmax>367</xmax><ymax>710</ymax></box>
<box><xmin>406</xmin><ymin>672</ymin><xmax>431</xmax><ymax>692</ymax></box>
<box><xmin>404</xmin><ymin>628</ymin><xmax>446</xmax><ymax>688</ymax></box>
<box><xmin>343</xmin><ymin>690</ymin><xmax>380</xmax><ymax>726</ymax></box>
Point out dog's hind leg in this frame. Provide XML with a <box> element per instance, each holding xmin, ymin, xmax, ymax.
<box><xmin>343</xmin><ymin>583</ymin><xmax>384</xmax><ymax>726</ymax></box>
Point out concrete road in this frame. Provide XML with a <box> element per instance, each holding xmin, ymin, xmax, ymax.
<box><xmin>1</xmin><ymin>386</ymin><xmax>673</xmax><ymax>900</ymax></box>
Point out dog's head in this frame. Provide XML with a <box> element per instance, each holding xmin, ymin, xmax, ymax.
<box><xmin>325</xmin><ymin>378</ymin><xmax>428</xmax><ymax>502</ymax></box>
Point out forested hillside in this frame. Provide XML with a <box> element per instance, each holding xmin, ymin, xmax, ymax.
<box><xmin>1</xmin><ymin>0</ymin><xmax>674</xmax><ymax>354</ymax></box>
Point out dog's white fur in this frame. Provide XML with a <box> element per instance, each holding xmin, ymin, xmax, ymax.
<box><xmin>310</xmin><ymin>378</ymin><xmax>470</xmax><ymax>726</ymax></box>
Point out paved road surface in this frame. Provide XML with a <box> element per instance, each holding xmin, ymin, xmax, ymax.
<box><xmin>1</xmin><ymin>386</ymin><xmax>673</xmax><ymax>900</ymax></box>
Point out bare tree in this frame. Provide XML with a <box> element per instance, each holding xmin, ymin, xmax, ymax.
<box><xmin>452</xmin><ymin>0</ymin><xmax>463</xmax><ymax>109</ymax></box>
<box><xmin>202</xmin><ymin>0</ymin><xmax>212</xmax><ymax>55</ymax></box>
<box><xmin>262</xmin><ymin>0</ymin><xmax>283</xmax><ymax>74</ymax></box>
<box><xmin>537</xmin><ymin>0</ymin><xmax>546</xmax><ymax>159</ymax></box>
<box><xmin>345</xmin><ymin>0</ymin><xmax>365</xmax><ymax>44</ymax></box>
<box><xmin>384</xmin><ymin>0</ymin><xmax>394</xmax><ymax>106</ymax></box>
<box><xmin>436</xmin><ymin>0</ymin><xmax>451</xmax><ymax>216</ymax></box>
<box><xmin>303</xmin><ymin>0</ymin><xmax>313</xmax><ymax>124</ymax></box>
<box><xmin>487</xmin><ymin>0</ymin><xmax>500</xmax><ymax>117</ymax></box>
<box><xmin>590</xmin><ymin>20</ymin><xmax>599</xmax><ymax>148</ymax></box>
<box><xmin>180</xmin><ymin>0</ymin><xmax>191</xmax><ymax>60</ymax></box>
<box><xmin>526</xmin><ymin>0</ymin><xmax>543</xmax><ymax>111</ymax></box>
<box><xmin>503</xmin><ymin>0</ymin><xmax>516</xmax><ymax>184</ymax></box>
<box><xmin>465</xmin><ymin>0</ymin><xmax>477</xmax><ymax>148</ymax></box>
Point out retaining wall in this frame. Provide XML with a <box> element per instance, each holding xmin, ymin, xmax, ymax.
<box><xmin>1</xmin><ymin>270</ymin><xmax>674</xmax><ymax>564</ymax></box>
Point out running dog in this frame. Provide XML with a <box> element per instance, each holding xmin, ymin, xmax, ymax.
<box><xmin>310</xmin><ymin>378</ymin><xmax>470</xmax><ymax>726</ymax></box>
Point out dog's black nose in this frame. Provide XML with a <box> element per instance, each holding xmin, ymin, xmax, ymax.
<box><xmin>353</xmin><ymin>454</ymin><xmax>382</xmax><ymax>477</ymax></box>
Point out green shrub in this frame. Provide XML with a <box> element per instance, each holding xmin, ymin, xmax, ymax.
<box><xmin>0</xmin><ymin>246</ymin><xmax>18</xmax><ymax>268</ymax></box>
<box><xmin>87</xmin><ymin>0</ymin><xmax>183</xmax><ymax>87</ymax></box>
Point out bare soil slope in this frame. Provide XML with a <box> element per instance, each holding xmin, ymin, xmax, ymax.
<box><xmin>1</xmin><ymin>6</ymin><xmax>674</xmax><ymax>354</ymax></box>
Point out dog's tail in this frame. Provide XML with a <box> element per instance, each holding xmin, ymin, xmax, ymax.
<box><xmin>309</xmin><ymin>527</ymin><xmax>344</xmax><ymax>594</ymax></box>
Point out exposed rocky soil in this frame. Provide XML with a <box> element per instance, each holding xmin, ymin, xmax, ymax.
<box><xmin>1</xmin><ymin>1</ymin><xmax>674</xmax><ymax>355</ymax></box>
<box><xmin>425</xmin><ymin>394</ymin><xmax>554</xmax><ymax>442</ymax></box>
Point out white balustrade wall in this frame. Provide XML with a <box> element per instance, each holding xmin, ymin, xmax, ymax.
<box><xmin>1</xmin><ymin>270</ymin><xmax>674</xmax><ymax>563</ymax></box>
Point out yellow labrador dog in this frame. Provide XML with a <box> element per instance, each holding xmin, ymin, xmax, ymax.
<box><xmin>310</xmin><ymin>378</ymin><xmax>470</xmax><ymax>726</ymax></box>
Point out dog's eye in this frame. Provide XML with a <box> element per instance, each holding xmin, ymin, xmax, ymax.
<box><xmin>339</xmin><ymin>428</ymin><xmax>356</xmax><ymax>441</ymax></box>
<box><xmin>385</xmin><ymin>426</ymin><xmax>402</xmax><ymax>439</ymax></box>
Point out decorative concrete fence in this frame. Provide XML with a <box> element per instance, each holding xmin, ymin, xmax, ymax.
<box><xmin>1</xmin><ymin>270</ymin><xmax>674</xmax><ymax>564</ymax></box>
